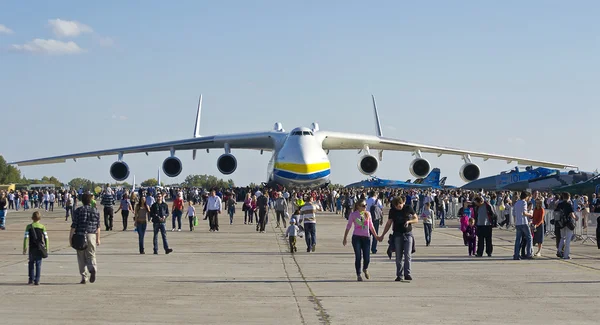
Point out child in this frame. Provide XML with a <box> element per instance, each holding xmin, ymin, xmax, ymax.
<box><xmin>465</xmin><ymin>217</ymin><xmax>477</xmax><ymax>256</ymax></box>
<box><xmin>291</xmin><ymin>208</ymin><xmax>303</xmax><ymax>234</ymax></box>
<box><xmin>285</xmin><ymin>219</ymin><xmax>299</xmax><ymax>253</ymax></box>
<box><xmin>421</xmin><ymin>202</ymin><xmax>434</xmax><ymax>246</ymax></box>
<box><xmin>459</xmin><ymin>202</ymin><xmax>472</xmax><ymax>246</ymax></box>
<box><xmin>23</xmin><ymin>211</ymin><xmax>49</xmax><ymax>285</ymax></box>
<box><xmin>186</xmin><ymin>201</ymin><xmax>196</xmax><ymax>231</ymax></box>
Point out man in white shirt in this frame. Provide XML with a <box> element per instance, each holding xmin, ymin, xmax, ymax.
<box><xmin>205</xmin><ymin>190</ymin><xmax>222</xmax><ymax>232</ymax></box>
<box><xmin>513</xmin><ymin>191</ymin><xmax>533</xmax><ymax>260</ymax></box>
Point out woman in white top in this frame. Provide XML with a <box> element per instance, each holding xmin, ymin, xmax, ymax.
<box><xmin>186</xmin><ymin>201</ymin><xmax>196</xmax><ymax>231</ymax></box>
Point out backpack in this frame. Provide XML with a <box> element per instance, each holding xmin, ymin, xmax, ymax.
<box><xmin>369</xmin><ymin>201</ymin><xmax>382</xmax><ymax>221</ymax></box>
<box><xmin>555</xmin><ymin>206</ymin><xmax>575</xmax><ymax>231</ymax></box>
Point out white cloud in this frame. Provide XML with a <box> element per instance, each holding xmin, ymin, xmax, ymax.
<box><xmin>0</xmin><ymin>24</ymin><xmax>13</xmax><ymax>34</ymax></box>
<box><xmin>11</xmin><ymin>39</ymin><xmax>85</xmax><ymax>55</ymax></box>
<box><xmin>112</xmin><ymin>115</ymin><xmax>128</xmax><ymax>121</ymax></box>
<box><xmin>48</xmin><ymin>19</ymin><xmax>93</xmax><ymax>38</ymax></box>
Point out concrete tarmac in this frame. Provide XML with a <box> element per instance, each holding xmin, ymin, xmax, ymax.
<box><xmin>1</xmin><ymin>204</ymin><xmax>599</xmax><ymax>325</ymax></box>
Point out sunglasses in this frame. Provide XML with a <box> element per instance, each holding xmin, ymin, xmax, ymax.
<box><xmin>359</xmin><ymin>204</ymin><xmax>366</xmax><ymax>208</ymax></box>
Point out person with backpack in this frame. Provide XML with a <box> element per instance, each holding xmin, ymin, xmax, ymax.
<box><xmin>556</xmin><ymin>192</ymin><xmax>577</xmax><ymax>259</ymax></box>
<box><xmin>23</xmin><ymin>211</ymin><xmax>49</xmax><ymax>285</ymax></box>
<box><xmin>473</xmin><ymin>196</ymin><xmax>497</xmax><ymax>257</ymax></box>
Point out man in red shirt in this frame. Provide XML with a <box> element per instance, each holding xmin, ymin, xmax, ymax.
<box><xmin>171</xmin><ymin>192</ymin><xmax>184</xmax><ymax>232</ymax></box>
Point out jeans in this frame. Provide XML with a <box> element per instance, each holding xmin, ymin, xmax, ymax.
<box><xmin>65</xmin><ymin>206</ymin><xmax>72</xmax><ymax>219</ymax></box>
<box><xmin>371</xmin><ymin>219</ymin><xmax>380</xmax><ymax>253</ymax></box>
<box><xmin>49</xmin><ymin>202</ymin><xmax>54</xmax><ymax>211</ymax></box>
<box><xmin>423</xmin><ymin>223</ymin><xmax>432</xmax><ymax>245</ymax></box>
<box><xmin>276</xmin><ymin>210</ymin><xmax>286</xmax><ymax>227</ymax></box>
<box><xmin>172</xmin><ymin>210</ymin><xmax>182</xmax><ymax>230</ymax></box>
<box><xmin>0</xmin><ymin>209</ymin><xmax>5</xmax><ymax>228</ymax></box>
<box><xmin>153</xmin><ymin>222</ymin><xmax>170</xmax><ymax>253</ymax></box>
<box><xmin>23</xmin><ymin>200</ymin><xmax>29</xmax><ymax>210</ymax></box>
<box><xmin>439</xmin><ymin>209</ymin><xmax>445</xmax><ymax>227</ymax></box>
<box><xmin>394</xmin><ymin>232</ymin><xmax>413</xmax><ymax>278</ymax></box>
<box><xmin>352</xmin><ymin>235</ymin><xmax>371</xmax><ymax>276</ymax></box>
<box><xmin>207</xmin><ymin>210</ymin><xmax>219</xmax><ymax>231</ymax></box>
<box><xmin>258</xmin><ymin>209</ymin><xmax>267</xmax><ymax>232</ymax></box>
<box><xmin>104</xmin><ymin>207</ymin><xmax>114</xmax><ymax>230</ymax></box>
<box><xmin>228</xmin><ymin>206</ymin><xmax>235</xmax><ymax>224</ymax></box>
<box><xmin>28</xmin><ymin>253</ymin><xmax>42</xmax><ymax>283</ymax></box>
<box><xmin>15</xmin><ymin>199</ymin><xmax>20</xmax><ymax>211</ymax></box>
<box><xmin>137</xmin><ymin>222</ymin><xmax>147</xmax><ymax>253</ymax></box>
<box><xmin>558</xmin><ymin>227</ymin><xmax>573</xmax><ymax>258</ymax></box>
<box><xmin>514</xmin><ymin>225</ymin><xmax>532</xmax><ymax>258</ymax></box>
<box><xmin>304</xmin><ymin>223</ymin><xmax>316</xmax><ymax>250</ymax></box>
<box><xmin>476</xmin><ymin>225</ymin><xmax>493</xmax><ymax>256</ymax></box>
<box><xmin>122</xmin><ymin>210</ymin><xmax>130</xmax><ymax>230</ymax></box>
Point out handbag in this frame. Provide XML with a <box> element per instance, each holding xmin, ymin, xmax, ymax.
<box><xmin>71</xmin><ymin>233</ymin><xmax>88</xmax><ymax>251</ymax></box>
<box><xmin>29</xmin><ymin>224</ymin><xmax>48</xmax><ymax>259</ymax></box>
<box><xmin>193</xmin><ymin>216</ymin><xmax>198</xmax><ymax>227</ymax></box>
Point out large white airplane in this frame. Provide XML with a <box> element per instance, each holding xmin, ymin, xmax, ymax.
<box><xmin>11</xmin><ymin>95</ymin><xmax>577</xmax><ymax>188</ymax></box>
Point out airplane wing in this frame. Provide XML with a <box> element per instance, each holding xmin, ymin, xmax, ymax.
<box><xmin>10</xmin><ymin>131</ymin><xmax>283</xmax><ymax>166</ymax></box>
<box><xmin>318</xmin><ymin>131</ymin><xmax>576</xmax><ymax>169</ymax></box>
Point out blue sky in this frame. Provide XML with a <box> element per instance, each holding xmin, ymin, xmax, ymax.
<box><xmin>0</xmin><ymin>1</ymin><xmax>597</xmax><ymax>186</ymax></box>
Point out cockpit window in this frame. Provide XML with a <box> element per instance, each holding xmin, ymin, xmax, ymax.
<box><xmin>292</xmin><ymin>131</ymin><xmax>313</xmax><ymax>136</ymax></box>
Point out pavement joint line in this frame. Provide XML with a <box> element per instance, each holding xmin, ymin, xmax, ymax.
<box><xmin>272</xmin><ymin>214</ymin><xmax>331</xmax><ymax>325</ymax></box>
<box><xmin>434</xmin><ymin>226</ymin><xmax>600</xmax><ymax>274</ymax></box>
<box><xmin>271</xmin><ymin>218</ymin><xmax>307</xmax><ymax>325</ymax></box>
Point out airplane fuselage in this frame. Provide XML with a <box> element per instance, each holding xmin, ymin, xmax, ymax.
<box><xmin>267</xmin><ymin>127</ymin><xmax>331</xmax><ymax>187</ymax></box>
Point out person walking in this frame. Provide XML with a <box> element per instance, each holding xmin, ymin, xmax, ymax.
<box><xmin>378</xmin><ymin>196</ymin><xmax>418</xmax><ymax>282</ymax></box>
<box><xmin>274</xmin><ymin>192</ymin><xmax>288</xmax><ymax>228</ymax></box>
<box><xmin>23</xmin><ymin>211</ymin><xmax>49</xmax><ymax>285</ymax></box>
<box><xmin>115</xmin><ymin>193</ymin><xmax>133</xmax><ymax>231</ymax></box>
<box><xmin>0</xmin><ymin>191</ymin><xmax>7</xmax><ymax>230</ymax></box>
<box><xmin>257</xmin><ymin>192</ymin><xmax>269</xmax><ymax>233</ymax></box>
<box><xmin>70</xmin><ymin>193</ymin><xmax>101</xmax><ymax>284</ymax></box>
<box><xmin>300</xmin><ymin>196</ymin><xmax>321</xmax><ymax>252</ymax></box>
<box><xmin>343</xmin><ymin>200</ymin><xmax>378</xmax><ymax>281</ymax></box>
<box><xmin>205</xmin><ymin>190</ymin><xmax>222</xmax><ymax>232</ymax></box>
<box><xmin>513</xmin><ymin>191</ymin><xmax>533</xmax><ymax>260</ymax></box>
<box><xmin>101</xmin><ymin>188</ymin><xmax>116</xmax><ymax>231</ymax></box>
<box><xmin>134</xmin><ymin>199</ymin><xmax>149</xmax><ymax>254</ymax></box>
<box><xmin>150</xmin><ymin>193</ymin><xmax>173</xmax><ymax>254</ymax></box>
<box><xmin>171</xmin><ymin>192</ymin><xmax>184</xmax><ymax>232</ymax></box>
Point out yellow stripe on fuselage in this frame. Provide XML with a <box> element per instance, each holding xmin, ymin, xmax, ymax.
<box><xmin>274</xmin><ymin>161</ymin><xmax>331</xmax><ymax>174</ymax></box>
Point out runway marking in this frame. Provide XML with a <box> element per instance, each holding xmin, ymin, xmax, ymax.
<box><xmin>272</xmin><ymin>218</ymin><xmax>331</xmax><ymax>325</ymax></box>
<box><xmin>435</xmin><ymin>227</ymin><xmax>600</xmax><ymax>274</ymax></box>
<box><xmin>272</xmin><ymin>222</ymin><xmax>307</xmax><ymax>325</ymax></box>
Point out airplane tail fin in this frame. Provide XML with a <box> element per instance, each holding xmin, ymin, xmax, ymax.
<box><xmin>193</xmin><ymin>94</ymin><xmax>202</xmax><ymax>160</ymax></box>
<box><xmin>439</xmin><ymin>177</ymin><xmax>447</xmax><ymax>187</ymax></box>
<box><xmin>194</xmin><ymin>94</ymin><xmax>202</xmax><ymax>138</ymax></box>
<box><xmin>423</xmin><ymin>168</ymin><xmax>441</xmax><ymax>186</ymax></box>
<box><xmin>371</xmin><ymin>95</ymin><xmax>384</xmax><ymax>161</ymax></box>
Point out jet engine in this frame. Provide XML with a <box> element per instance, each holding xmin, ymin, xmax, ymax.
<box><xmin>409</xmin><ymin>158</ymin><xmax>431</xmax><ymax>178</ymax></box>
<box><xmin>162</xmin><ymin>157</ymin><xmax>183</xmax><ymax>177</ymax></box>
<box><xmin>358</xmin><ymin>154</ymin><xmax>379</xmax><ymax>175</ymax></box>
<box><xmin>460</xmin><ymin>163</ymin><xmax>481</xmax><ymax>182</ymax></box>
<box><xmin>110</xmin><ymin>161</ymin><xmax>130</xmax><ymax>181</ymax></box>
<box><xmin>217</xmin><ymin>154</ymin><xmax>237</xmax><ymax>175</ymax></box>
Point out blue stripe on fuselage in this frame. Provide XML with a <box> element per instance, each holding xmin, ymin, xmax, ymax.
<box><xmin>274</xmin><ymin>169</ymin><xmax>331</xmax><ymax>181</ymax></box>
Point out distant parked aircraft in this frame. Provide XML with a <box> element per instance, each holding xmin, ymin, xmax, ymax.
<box><xmin>461</xmin><ymin>166</ymin><xmax>560</xmax><ymax>190</ymax></box>
<box><xmin>501</xmin><ymin>170</ymin><xmax>596</xmax><ymax>191</ymax></box>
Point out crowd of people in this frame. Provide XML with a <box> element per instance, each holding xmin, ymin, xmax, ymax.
<box><xmin>4</xmin><ymin>183</ymin><xmax>600</xmax><ymax>285</ymax></box>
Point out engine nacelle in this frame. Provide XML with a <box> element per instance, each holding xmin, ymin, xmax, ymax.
<box><xmin>162</xmin><ymin>157</ymin><xmax>183</xmax><ymax>178</ymax></box>
<box><xmin>409</xmin><ymin>158</ymin><xmax>431</xmax><ymax>178</ymax></box>
<box><xmin>217</xmin><ymin>154</ymin><xmax>237</xmax><ymax>175</ymax></box>
<box><xmin>460</xmin><ymin>163</ymin><xmax>481</xmax><ymax>182</ymax></box>
<box><xmin>110</xmin><ymin>161</ymin><xmax>130</xmax><ymax>182</ymax></box>
<box><xmin>358</xmin><ymin>154</ymin><xmax>379</xmax><ymax>175</ymax></box>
